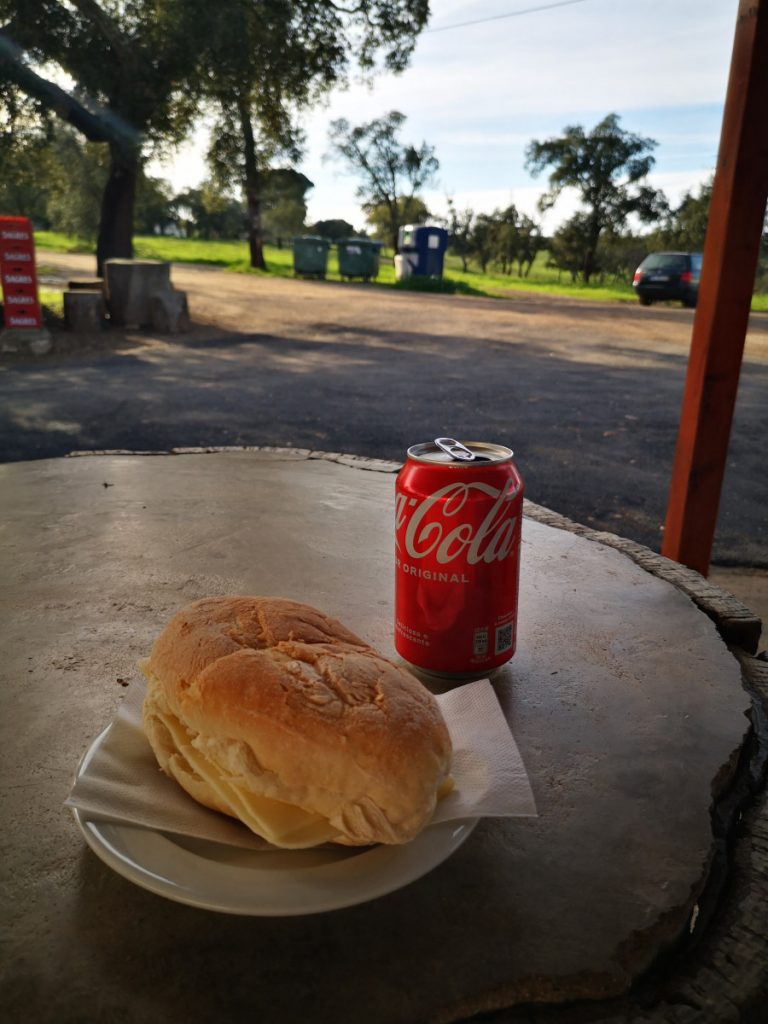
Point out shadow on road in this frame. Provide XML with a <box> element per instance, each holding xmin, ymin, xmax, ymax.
<box><xmin>1</xmin><ymin>323</ymin><xmax>766</xmax><ymax>565</ymax></box>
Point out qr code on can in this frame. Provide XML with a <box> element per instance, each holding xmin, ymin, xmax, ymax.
<box><xmin>495</xmin><ymin>623</ymin><xmax>514</xmax><ymax>654</ymax></box>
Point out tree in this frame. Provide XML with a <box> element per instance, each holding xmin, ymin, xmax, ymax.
<box><xmin>44</xmin><ymin>128</ymin><xmax>107</xmax><ymax>240</ymax></box>
<box><xmin>1</xmin><ymin>1</ymin><xmax>210</xmax><ymax>272</ymax></box>
<box><xmin>0</xmin><ymin>89</ymin><xmax>53</xmax><ymax>226</ymax></box>
<box><xmin>468</xmin><ymin>213</ymin><xmax>497</xmax><ymax>273</ymax></box>
<box><xmin>260</xmin><ymin>170</ymin><xmax>314</xmax><ymax>244</ymax></box>
<box><xmin>328</xmin><ymin>111</ymin><xmax>438</xmax><ymax>252</ymax></box>
<box><xmin>526</xmin><ymin>113</ymin><xmax>665</xmax><ymax>282</ymax></box>
<box><xmin>170</xmin><ymin>183</ymin><xmax>246</xmax><ymax>240</ymax></box>
<box><xmin>365</xmin><ymin>195</ymin><xmax>430</xmax><ymax>247</ymax></box>
<box><xmin>547</xmin><ymin>215</ymin><xmax>592</xmax><ymax>282</ymax></box>
<box><xmin>310</xmin><ymin>219</ymin><xmax>357</xmax><ymax>241</ymax></box>
<box><xmin>134</xmin><ymin>175</ymin><xmax>177</xmax><ymax>236</ymax></box>
<box><xmin>446</xmin><ymin>200</ymin><xmax>474</xmax><ymax>273</ymax></box>
<box><xmin>657</xmin><ymin>178</ymin><xmax>712</xmax><ymax>251</ymax></box>
<box><xmin>596</xmin><ymin>231</ymin><xmax>648</xmax><ymax>284</ymax></box>
<box><xmin>490</xmin><ymin>205</ymin><xmax>520</xmax><ymax>275</ymax></box>
<box><xmin>201</xmin><ymin>3</ymin><xmax>429</xmax><ymax>268</ymax></box>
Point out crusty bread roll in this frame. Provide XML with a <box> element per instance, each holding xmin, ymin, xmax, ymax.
<box><xmin>141</xmin><ymin>597</ymin><xmax>452</xmax><ymax>848</ymax></box>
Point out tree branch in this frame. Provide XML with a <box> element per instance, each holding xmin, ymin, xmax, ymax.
<box><xmin>0</xmin><ymin>31</ymin><xmax>138</xmax><ymax>151</ymax></box>
<box><xmin>68</xmin><ymin>0</ymin><xmax>130</xmax><ymax>64</ymax></box>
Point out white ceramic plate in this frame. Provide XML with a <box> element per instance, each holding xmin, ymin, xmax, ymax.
<box><xmin>71</xmin><ymin>729</ymin><xmax>478</xmax><ymax>916</ymax></box>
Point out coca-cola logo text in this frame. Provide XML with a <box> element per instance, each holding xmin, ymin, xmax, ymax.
<box><xmin>396</xmin><ymin>481</ymin><xmax>520</xmax><ymax>565</ymax></box>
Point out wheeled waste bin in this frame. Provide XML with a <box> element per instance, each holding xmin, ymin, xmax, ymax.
<box><xmin>337</xmin><ymin>238</ymin><xmax>382</xmax><ymax>281</ymax></box>
<box><xmin>292</xmin><ymin>236</ymin><xmax>331</xmax><ymax>278</ymax></box>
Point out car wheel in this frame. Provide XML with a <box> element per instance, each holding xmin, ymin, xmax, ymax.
<box><xmin>683</xmin><ymin>296</ymin><xmax>697</xmax><ymax>309</ymax></box>
<box><xmin>639</xmin><ymin>296</ymin><xmax>652</xmax><ymax>306</ymax></box>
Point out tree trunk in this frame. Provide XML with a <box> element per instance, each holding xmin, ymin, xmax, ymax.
<box><xmin>96</xmin><ymin>143</ymin><xmax>138</xmax><ymax>276</ymax></box>
<box><xmin>582</xmin><ymin>217</ymin><xmax>602</xmax><ymax>283</ymax></box>
<box><xmin>239</xmin><ymin>102</ymin><xmax>266</xmax><ymax>271</ymax></box>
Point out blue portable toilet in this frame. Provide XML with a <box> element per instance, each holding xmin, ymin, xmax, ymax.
<box><xmin>396</xmin><ymin>224</ymin><xmax>449</xmax><ymax>279</ymax></box>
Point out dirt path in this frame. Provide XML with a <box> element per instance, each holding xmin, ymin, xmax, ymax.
<box><xmin>35</xmin><ymin>251</ymin><xmax>768</xmax><ymax>364</ymax></box>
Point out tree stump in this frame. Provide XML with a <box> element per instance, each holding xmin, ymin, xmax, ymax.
<box><xmin>104</xmin><ymin>259</ymin><xmax>171</xmax><ymax>326</ymax></box>
<box><xmin>149</xmin><ymin>290</ymin><xmax>190</xmax><ymax>333</ymax></box>
<box><xmin>63</xmin><ymin>290</ymin><xmax>104</xmax><ymax>332</ymax></box>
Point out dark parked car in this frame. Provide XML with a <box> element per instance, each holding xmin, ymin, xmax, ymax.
<box><xmin>632</xmin><ymin>252</ymin><xmax>702</xmax><ymax>308</ymax></box>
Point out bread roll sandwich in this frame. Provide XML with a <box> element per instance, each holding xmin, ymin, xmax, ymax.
<box><xmin>141</xmin><ymin>597</ymin><xmax>452</xmax><ymax>849</ymax></box>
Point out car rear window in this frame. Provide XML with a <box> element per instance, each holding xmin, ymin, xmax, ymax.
<box><xmin>642</xmin><ymin>254</ymin><xmax>688</xmax><ymax>271</ymax></box>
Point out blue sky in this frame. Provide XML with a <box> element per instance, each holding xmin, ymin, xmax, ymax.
<box><xmin>153</xmin><ymin>0</ymin><xmax>736</xmax><ymax>232</ymax></box>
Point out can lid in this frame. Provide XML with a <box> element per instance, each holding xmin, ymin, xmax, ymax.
<box><xmin>407</xmin><ymin>439</ymin><xmax>514</xmax><ymax>465</ymax></box>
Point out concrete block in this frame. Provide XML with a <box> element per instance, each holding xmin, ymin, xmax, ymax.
<box><xmin>63</xmin><ymin>289</ymin><xmax>104</xmax><ymax>332</ymax></box>
<box><xmin>0</xmin><ymin>327</ymin><xmax>53</xmax><ymax>355</ymax></box>
<box><xmin>150</xmin><ymin>289</ymin><xmax>190</xmax><ymax>333</ymax></box>
<box><xmin>104</xmin><ymin>259</ymin><xmax>171</xmax><ymax>326</ymax></box>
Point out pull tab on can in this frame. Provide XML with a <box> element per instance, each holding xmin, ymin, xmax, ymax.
<box><xmin>434</xmin><ymin>437</ymin><xmax>478</xmax><ymax>462</ymax></box>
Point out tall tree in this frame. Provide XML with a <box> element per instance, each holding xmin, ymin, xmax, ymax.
<box><xmin>328</xmin><ymin>111</ymin><xmax>439</xmax><ymax>252</ymax></box>
<box><xmin>491</xmin><ymin>204</ymin><xmax>519</xmax><ymax>275</ymax></box>
<box><xmin>526</xmin><ymin>113</ymin><xmax>664</xmax><ymax>282</ymax></box>
<box><xmin>515</xmin><ymin>213</ymin><xmax>544</xmax><ymax>277</ymax></box>
<box><xmin>201</xmin><ymin>2</ymin><xmax>429</xmax><ymax>268</ymax></box>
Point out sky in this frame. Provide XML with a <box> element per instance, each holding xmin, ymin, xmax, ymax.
<box><xmin>150</xmin><ymin>0</ymin><xmax>737</xmax><ymax>234</ymax></box>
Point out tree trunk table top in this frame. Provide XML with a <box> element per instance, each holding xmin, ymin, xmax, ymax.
<box><xmin>1</xmin><ymin>449</ymin><xmax>765</xmax><ymax>1024</ymax></box>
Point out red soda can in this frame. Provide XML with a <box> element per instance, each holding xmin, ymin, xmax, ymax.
<box><xmin>395</xmin><ymin>438</ymin><xmax>524</xmax><ymax>677</ymax></box>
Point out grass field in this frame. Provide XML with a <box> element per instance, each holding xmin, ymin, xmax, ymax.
<box><xmin>33</xmin><ymin>230</ymin><xmax>768</xmax><ymax>311</ymax></box>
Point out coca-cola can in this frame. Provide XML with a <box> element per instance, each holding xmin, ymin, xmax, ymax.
<box><xmin>395</xmin><ymin>438</ymin><xmax>524</xmax><ymax>677</ymax></box>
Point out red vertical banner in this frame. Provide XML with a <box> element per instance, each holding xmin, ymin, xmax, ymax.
<box><xmin>1</xmin><ymin>216</ymin><xmax>43</xmax><ymax>329</ymax></box>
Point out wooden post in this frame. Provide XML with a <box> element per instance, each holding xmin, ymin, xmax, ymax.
<box><xmin>662</xmin><ymin>0</ymin><xmax>768</xmax><ymax>576</ymax></box>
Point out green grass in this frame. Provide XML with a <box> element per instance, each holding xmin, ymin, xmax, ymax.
<box><xmin>38</xmin><ymin>288</ymin><xmax>65</xmax><ymax>327</ymax></box>
<box><xmin>440</xmin><ymin>251</ymin><xmax>636</xmax><ymax>302</ymax></box>
<box><xmin>34</xmin><ymin>230</ymin><xmax>95</xmax><ymax>255</ymax></box>
<box><xmin>34</xmin><ymin>230</ymin><xmax>768</xmax><ymax>310</ymax></box>
<box><xmin>135</xmin><ymin>236</ymin><xmax>255</xmax><ymax>267</ymax></box>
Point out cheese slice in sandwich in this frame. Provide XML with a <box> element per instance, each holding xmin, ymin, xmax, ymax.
<box><xmin>140</xmin><ymin>597</ymin><xmax>453</xmax><ymax>849</ymax></box>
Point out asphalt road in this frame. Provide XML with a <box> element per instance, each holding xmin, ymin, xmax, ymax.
<box><xmin>3</xmin><ymin>252</ymin><xmax>767</xmax><ymax>567</ymax></box>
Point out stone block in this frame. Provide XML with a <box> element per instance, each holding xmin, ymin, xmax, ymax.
<box><xmin>0</xmin><ymin>328</ymin><xmax>53</xmax><ymax>355</ymax></box>
<box><xmin>149</xmin><ymin>289</ymin><xmax>190</xmax><ymax>333</ymax></box>
<box><xmin>104</xmin><ymin>259</ymin><xmax>171</xmax><ymax>326</ymax></box>
<box><xmin>63</xmin><ymin>289</ymin><xmax>104</xmax><ymax>332</ymax></box>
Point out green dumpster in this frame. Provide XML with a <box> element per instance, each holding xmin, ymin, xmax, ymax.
<box><xmin>292</xmin><ymin>236</ymin><xmax>331</xmax><ymax>278</ymax></box>
<box><xmin>337</xmin><ymin>238</ymin><xmax>382</xmax><ymax>281</ymax></box>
